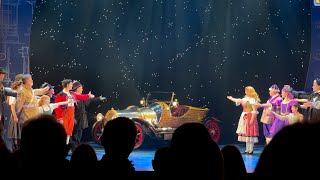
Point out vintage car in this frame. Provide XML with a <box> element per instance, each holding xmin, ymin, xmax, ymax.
<box><xmin>92</xmin><ymin>91</ymin><xmax>221</xmax><ymax>149</ymax></box>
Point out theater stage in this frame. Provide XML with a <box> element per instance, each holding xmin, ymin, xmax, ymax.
<box><xmin>67</xmin><ymin>143</ymin><xmax>264</xmax><ymax>173</ymax></box>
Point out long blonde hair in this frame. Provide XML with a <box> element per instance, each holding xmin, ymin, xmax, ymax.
<box><xmin>245</xmin><ymin>86</ymin><xmax>261</xmax><ymax>102</ymax></box>
<box><xmin>38</xmin><ymin>95</ymin><xmax>50</xmax><ymax>107</ymax></box>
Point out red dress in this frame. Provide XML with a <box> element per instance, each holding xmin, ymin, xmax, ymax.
<box><xmin>236</xmin><ymin>97</ymin><xmax>259</xmax><ymax>143</ymax></box>
<box><xmin>55</xmin><ymin>91</ymin><xmax>90</xmax><ymax>136</ymax></box>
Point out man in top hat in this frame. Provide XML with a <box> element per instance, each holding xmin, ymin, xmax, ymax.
<box><xmin>259</xmin><ymin>84</ymin><xmax>283</xmax><ymax>144</ymax></box>
<box><xmin>71</xmin><ymin>81</ymin><xmax>106</xmax><ymax>147</ymax></box>
<box><xmin>55</xmin><ymin>79</ymin><xmax>95</xmax><ymax>145</ymax></box>
<box><xmin>41</xmin><ymin>82</ymin><xmax>55</xmax><ymax>103</ymax></box>
<box><xmin>0</xmin><ymin>67</ymin><xmax>17</xmax><ymax>137</ymax></box>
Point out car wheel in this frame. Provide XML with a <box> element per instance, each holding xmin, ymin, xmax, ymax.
<box><xmin>134</xmin><ymin>122</ymin><xmax>144</xmax><ymax>149</ymax></box>
<box><xmin>204</xmin><ymin>118</ymin><xmax>220</xmax><ymax>143</ymax></box>
<box><xmin>91</xmin><ymin>121</ymin><xmax>104</xmax><ymax>145</ymax></box>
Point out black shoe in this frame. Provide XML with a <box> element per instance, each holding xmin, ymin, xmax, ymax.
<box><xmin>243</xmin><ymin>151</ymin><xmax>248</xmax><ymax>154</ymax></box>
<box><xmin>248</xmin><ymin>151</ymin><xmax>254</xmax><ymax>154</ymax></box>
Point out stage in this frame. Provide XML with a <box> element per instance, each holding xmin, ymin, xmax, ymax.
<box><xmin>66</xmin><ymin>143</ymin><xmax>264</xmax><ymax>173</ymax></box>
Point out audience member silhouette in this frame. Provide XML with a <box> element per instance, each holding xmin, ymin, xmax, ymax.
<box><xmin>170</xmin><ymin>123</ymin><xmax>223</xmax><ymax>180</ymax></box>
<box><xmin>221</xmin><ymin>144</ymin><xmax>248</xmax><ymax>180</ymax></box>
<box><xmin>99</xmin><ymin>117</ymin><xmax>137</xmax><ymax>178</ymax></box>
<box><xmin>70</xmin><ymin>143</ymin><xmax>98</xmax><ymax>172</ymax></box>
<box><xmin>254</xmin><ymin>122</ymin><xmax>320</xmax><ymax>179</ymax></box>
<box><xmin>18</xmin><ymin>114</ymin><xmax>69</xmax><ymax>177</ymax></box>
<box><xmin>152</xmin><ymin>146</ymin><xmax>174</xmax><ymax>180</ymax></box>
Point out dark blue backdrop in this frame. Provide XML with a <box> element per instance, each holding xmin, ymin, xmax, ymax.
<box><xmin>1</xmin><ymin>0</ymin><xmax>318</xmax><ymax>144</ymax></box>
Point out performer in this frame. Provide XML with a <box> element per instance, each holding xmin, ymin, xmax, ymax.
<box><xmin>15</xmin><ymin>74</ymin><xmax>49</xmax><ymax>123</ymax></box>
<box><xmin>271</xmin><ymin>103</ymin><xmax>303</xmax><ymax>125</ymax></box>
<box><xmin>227</xmin><ymin>86</ymin><xmax>260</xmax><ymax>154</ymax></box>
<box><xmin>0</xmin><ymin>67</ymin><xmax>17</xmax><ymax>137</ymax></box>
<box><xmin>7</xmin><ymin>80</ymin><xmax>22</xmax><ymax>151</ymax></box>
<box><xmin>259</xmin><ymin>84</ymin><xmax>282</xmax><ymax>144</ymax></box>
<box><xmin>71</xmin><ymin>81</ymin><xmax>106</xmax><ymax>147</ymax></box>
<box><xmin>55</xmin><ymin>79</ymin><xmax>94</xmax><ymax>145</ymax></box>
<box><xmin>40</xmin><ymin>82</ymin><xmax>56</xmax><ymax>103</ymax></box>
<box><xmin>292</xmin><ymin>78</ymin><xmax>320</xmax><ymax>124</ymax></box>
<box><xmin>269</xmin><ymin>85</ymin><xmax>297</xmax><ymax>135</ymax></box>
<box><xmin>38</xmin><ymin>95</ymin><xmax>73</xmax><ymax>115</ymax></box>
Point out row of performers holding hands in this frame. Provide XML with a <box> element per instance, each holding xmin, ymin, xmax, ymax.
<box><xmin>226</xmin><ymin>79</ymin><xmax>320</xmax><ymax>153</ymax></box>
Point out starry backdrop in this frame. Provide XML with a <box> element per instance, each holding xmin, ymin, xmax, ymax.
<box><xmin>30</xmin><ymin>0</ymin><xmax>311</xmax><ymax>144</ymax></box>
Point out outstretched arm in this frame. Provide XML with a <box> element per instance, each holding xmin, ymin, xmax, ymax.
<box><xmin>295</xmin><ymin>98</ymin><xmax>308</xmax><ymax>103</ymax></box>
<box><xmin>271</xmin><ymin>111</ymin><xmax>288</xmax><ymax>121</ymax></box>
<box><xmin>50</xmin><ymin>99</ymin><xmax>74</xmax><ymax>110</ymax></box>
<box><xmin>33</xmin><ymin>86</ymin><xmax>50</xmax><ymax>96</ymax></box>
<box><xmin>85</xmin><ymin>96</ymin><xmax>106</xmax><ymax>107</ymax></box>
<box><xmin>73</xmin><ymin>92</ymin><xmax>94</xmax><ymax>101</ymax></box>
<box><xmin>4</xmin><ymin>88</ymin><xmax>17</xmax><ymax>97</ymax></box>
<box><xmin>227</xmin><ymin>96</ymin><xmax>242</xmax><ymax>106</ymax></box>
<box><xmin>259</xmin><ymin>102</ymin><xmax>272</xmax><ymax>109</ymax></box>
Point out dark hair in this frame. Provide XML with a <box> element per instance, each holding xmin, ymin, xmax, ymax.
<box><xmin>11</xmin><ymin>81</ymin><xmax>22</xmax><ymax>90</ymax></box>
<box><xmin>61</xmin><ymin>79</ymin><xmax>72</xmax><ymax>88</ymax></box>
<box><xmin>292</xmin><ymin>102</ymin><xmax>301</xmax><ymax>109</ymax></box>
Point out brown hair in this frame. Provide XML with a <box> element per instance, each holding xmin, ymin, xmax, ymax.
<box><xmin>11</xmin><ymin>81</ymin><xmax>22</xmax><ymax>90</ymax></box>
<box><xmin>38</xmin><ymin>95</ymin><xmax>50</xmax><ymax>107</ymax></box>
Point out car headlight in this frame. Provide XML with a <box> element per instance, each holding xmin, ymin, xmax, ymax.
<box><xmin>140</xmin><ymin>97</ymin><xmax>145</xmax><ymax>106</ymax></box>
<box><xmin>96</xmin><ymin>113</ymin><xmax>104</xmax><ymax>121</ymax></box>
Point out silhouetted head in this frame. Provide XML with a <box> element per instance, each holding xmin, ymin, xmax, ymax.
<box><xmin>171</xmin><ymin>123</ymin><xmax>212</xmax><ymax>150</ymax></box>
<box><xmin>70</xmin><ymin>144</ymin><xmax>98</xmax><ymax>168</ymax></box>
<box><xmin>20</xmin><ymin>115</ymin><xmax>68</xmax><ymax>167</ymax></box>
<box><xmin>170</xmin><ymin>123</ymin><xmax>223</xmax><ymax>179</ymax></box>
<box><xmin>101</xmin><ymin>117</ymin><xmax>137</xmax><ymax>159</ymax></box>
<box><xmin>221</xmin><ymin>145</ymin><xmax>247</xmax><ymax>180</ymax></box>
<box><xmin>152</xmin><ymin>147</ymin><xmax>173</xmax><ymax>173</ymax></box>
<box><xmin>254</xmin><ymin>122</ymin><xmax>320</xmax><ymax>179</ymax></box>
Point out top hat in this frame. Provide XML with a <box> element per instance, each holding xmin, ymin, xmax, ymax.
<box><xmin>72</xmin><ymin>81</ymin><xmax>82</xmax><ymax>91</ymax></box>
<box><xmin>41</xmin><ymin>82</ymin><xmax>54</xmax><ymax>90</ymax></box>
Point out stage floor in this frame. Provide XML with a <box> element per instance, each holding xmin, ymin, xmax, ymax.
<box><xmin>67</xmin><ymin>143</ymin><xmax>264</xmax><ymax>173</ymax></box>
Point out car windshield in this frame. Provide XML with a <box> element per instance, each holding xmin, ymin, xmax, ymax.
<box><xmin>149</xmin><ymin>103</ymin><xmax>163</xmax><ymax>122</ymax></box>
<box><xmin>146</xmin><ymin>91</ymin><xmax>174</xmax><ymax>104</ymax></box>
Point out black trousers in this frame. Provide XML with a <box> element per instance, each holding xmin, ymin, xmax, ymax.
<box><xmin>71</xmin><ymin>128</ymin><xmax>83</xmax><ymax>149</ymax></box>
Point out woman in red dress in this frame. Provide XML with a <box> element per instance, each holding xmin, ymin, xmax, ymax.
<box><xmin>227</xmin><ymin>86</ymin><xmax>260</xmax><ymax>154</ymax></box>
